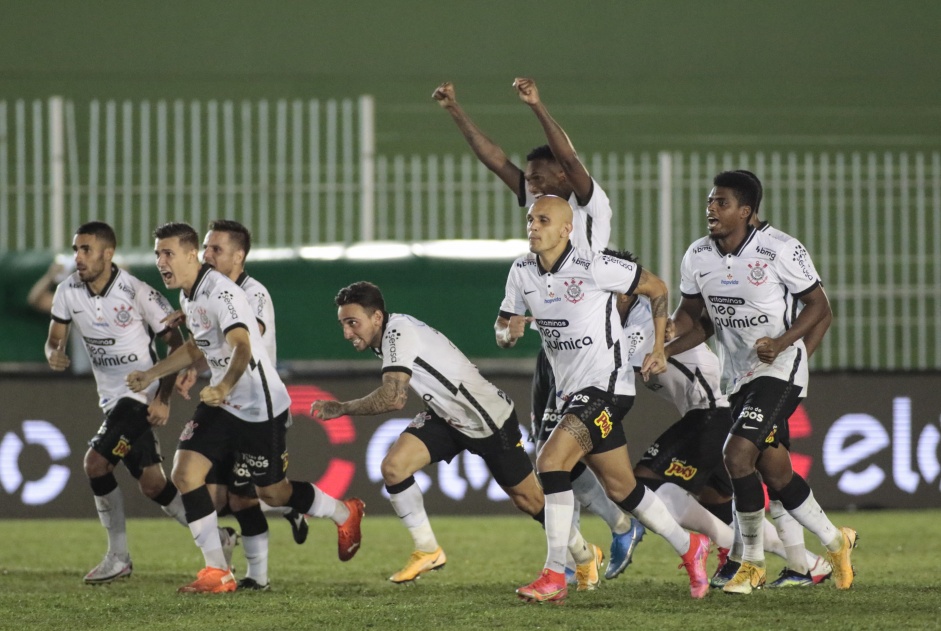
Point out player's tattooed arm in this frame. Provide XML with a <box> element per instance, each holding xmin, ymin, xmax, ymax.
<box><xmin>311</xmin><ymin>371</ymin><xmax>411</xmax><ymax>420</ymax></box>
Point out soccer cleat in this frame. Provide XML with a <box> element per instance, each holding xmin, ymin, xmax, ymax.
<box><xmin>768</xmin><ymin>567</ymin><xmax>814</xmax><ymax>588</ymax></box>
<box><xmin>337</xmin><ymin>498</ymin><xmax>365</xmax><ymax>561</ymax></box>
<box><xmin>678</xmin><ymin>532</ymin><xmax>710</xmax><ymax>599</ymax></box>
<box><xmin>605</xmin><ymin>519</ymin><xmax>645</xmax><ymax>580</ymax></box>
<box><xmin>284</xmin><ymin>509</ymin><xmax>309</xmax><ymax>545</ymax></box>
<box><xmin>516</xmin><ymin>569</ymin><xmax>567</xmax><ymax>604</ymax></box>
<box><xmin>564</xmin><ymin>566</ymin><xmax>577</xmax><ymax>585</ymax></box>
<box><xmin>237</xmin><ymin>577</ymin><xmax>270</xmax><ymax>591</ymax></box>
<box><xmin>83</xmin><ymin>552</ymin><xmax>133</xmax><ymax>584</ymax></box>
<box><xmin>722</xmin><ymin>561</ymin><xmax>766</xmax><ymax>594</ymax></box>
<box><xmin>824</xmin><ymin>526</ymin><xmax>858</xmax><ymax>590</ymax></box>
<box><xmin>575</xmin><ymin>543</ymin><xmax>604</xmax><ymax>591</ymax></box>
<box><xmin>219</xmin><ymin>526</ymin><xmax>240</xmax><ymax>572</ymax></box>
<box><xmin>809</xmin><ymin>555</ymin><xmax>833</xmax><ymax>584</ymax></box>
<box><xmin>178</xmin><ymin>566</ymin><xmax>237</xmax><ymax>593</ymax></box>
<box><xmin>710</xmin><ymin>558</ymin><xmax>740</xmax><ymax>589</ymax></box>
<box><xmin>715</xmin><ymin>546</ymin><xmax>730</xmax><ymax>574</ymax></box>
<box><xmin>389</xmin><ymin>547</ymin><xmax>447</xmax><ymax>583</ymax></box>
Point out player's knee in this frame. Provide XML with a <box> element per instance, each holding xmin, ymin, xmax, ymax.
<box><xmin>229</xmin><ymin>493</ymin><xmax>258</xmax><ymax>513</ymax></box>
<box><xmin>83</xmin><ymin>449</ymin><xmax>111</xmax><ymax>478</ymax></box>
<box><xmin>722</xmin><ymin>444</ymin><xmax>753</xmax><ymax>478</ymax></box>
<box><xmin>170</xmin><ymin>466</ymin><xmax>201</xmax><ymax>494</ymax></box>
<box><xmin>380</xmin><ymin>453</ymin><xmax>412</xmax><ymax>485</ymax></box>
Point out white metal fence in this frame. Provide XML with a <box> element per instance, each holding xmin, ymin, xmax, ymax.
<box><xmin>1</xmin><ymin>98</ymin><xmax>939</xmax><ymax>370</ymax></box>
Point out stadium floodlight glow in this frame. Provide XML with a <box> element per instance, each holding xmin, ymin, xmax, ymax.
<box><xmin>411</xmin><ymin>239</ymin><xmax>530</xmax><ymax>260</ymax></box>
<box><xmin>250</xmin><ymin>247</ymin><xmax>299</xmax><ymax>261</ymax></box>
<box><xmin>344</xmin><ymin>242</ymin><xmax>413</xmax><ymax>260</ymax></box>
<box><xmin>298</xmin><ymin>245</ymin><xmax>345</xmax><ymax>260</ymax></box>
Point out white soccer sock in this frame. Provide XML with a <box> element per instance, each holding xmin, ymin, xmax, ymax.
<box><xmin>259</xmin><ymin>500</ymin><xmax>291</xmax><ymax>517</ymax></box>
<box><xmin>768</xmin><ymin>500</ymin><xmax>809</xmax><ymax>573</ymax></box>
<box><xmin>729</xmin><ymin>501</ymin><xmax>744</xmax><ymax>561</ymax></box>
<box><xmin>785</xmin><ymin>490</ymin><xmax>842</xmax><ymax>552</ymax></box>
<box><xmin>307</xmin><ymin>484</ymin><xmax>349</xmax><ymax>525</ymax></box>
<box><xmin>94</xmin><ymin>487</ymin><xmax>128</xmax><ymax>556</ymax></box>
<box><xmin>629</xmin><ymin>485</ymin><xmax>690</xmax><ymax>555</ymax></box>
<box><xmin>188</xmin><ymin>511</ymin><xmax>227</xmax><ymax>569</ymax></box>
<box><xmin>567</xmin><ymin>506</ymin><xmax>592</xmax><ymax>566</ymax></box>
<box><xmin>161</xmin><ymin>491</ymin><xmax>188</xmax><ymax>526</ymax></box>
<box><xmin>655</xmin><ymin>483</ymin><xmax>733</xmax><ymax>548</ymax></box>
<box><xmin>572</xmin><ymin>469</ymin><xmax>630</xmax><ymax>534</ymax></box>
<box><xmin>242</xmin><ymin>532</ymin><xmax>269</xmax><ymax>585</ymax></box>
<box><xmin>544</xmin><ymin>489</ymin><xmax>575</xmax><ymax>574</ymax></box>
<box><xmin>735</xmin><ymin>508</ymin><xmax>766</xmax><ymax>566</ymax></box>
<box><xmin>389</xmin><ymin>481</ymin><xmax>438</xmax><ymax>553</ymax></box>
<box><xmin>762</xmin><ymin>515</ymin><xmax>787</xmax><ymax>559</ymax></box>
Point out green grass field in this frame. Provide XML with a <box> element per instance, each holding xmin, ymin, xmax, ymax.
<box><xmin>1</xmin><ymin>511</ymin><xmax>939</xmax><ymax>630</ymax></box>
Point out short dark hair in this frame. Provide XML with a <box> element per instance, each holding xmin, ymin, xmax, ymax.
<box><xmin>208</xmin><ymin>219</ymin><xmax>251</xmax><ymax>255</ymax></box>
<box><xmin>76</xmin><ymin>221</ymin><xmax>116</xmax><ymax>249</ymax></box>
<box><xmin>526</xmin><ymin>144</ymin><xmax>556</xmax><ymax>163</ymax></box>
<box><xmin>153</xmin><ymin>222</ymin><xmax>200</xmax><ymax>250</ymax></box>
<box><xmin>713</xmin><ymin>171</ymin><xmax>760</xmax><ymax>215</ymax></box>
<box><xmin>335</xmin><ymin>281</ymin><xmax>386</xmax><ymax>314</ymax></box>
<box><xmin>733</xmin><ymin>170</ymin><xmax>763</xmax><ymax>214</ymax></box>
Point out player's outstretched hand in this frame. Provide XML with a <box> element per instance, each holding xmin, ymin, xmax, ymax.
<box><xmin>48</xmin><ymin>339</ymin><xmax>70</xmax><ymax>371</ymax></box>
<box><xmin>126</xmin><ymin>370</ymin><xmax>152</xmax><ymax>392</ymax></box>
<box><xmin>640</xmin><ymin>350</ymin><xmax>667</xmax><ymax>381</ymax></box>
<box><xmin>754</xmin><ymin>337</ymin><xmax>782</xmax><ymax>364</ymax></box>
<box><xmin>199</xmin><ymin>384</ymin><xmax>229</xmax><ymax>407</ymax></box>
<box><xmin>513</xmin><ymin>77</ymin><xmax>540</xmax><ymax>105</ymax></box>
<box><xmin>432</xmin><ymin>82</ymin><xmax>457</xmax><ymax>108</ymax></box>
<box><xmin>175</xmin><ymin>366</ymin><xmax>198</xmax><ymax>399</ymax></box>
<box><xmin>147</xmin><ymin>399</ymin><xmax>170</xmax><ymax>426</ymax></box>
<box><xmin>310</xmin><ymin>399</ymin><xmax>344</xmax><ymax>421</ymax></box>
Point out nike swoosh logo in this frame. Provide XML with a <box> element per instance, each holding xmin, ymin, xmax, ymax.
<box><xmin>524</xmin><ymin>289</ymin><xmax>536</xmax><ymax>295</ymax></box>
<box><xmin>699</xmin><ymin>271</ymin><xmax>712</xmax><ymax>278</ymax></box>
<box><xmin>232</xmin><ymin>481</ymin><xmax>250</xmax><ymax>487</ymax></box>
<box><xmin>346</xmin><ymin>542</ymin><xmax>360</xmax><ymax>554</ymax></box>
<box><xmin>73</xmin><ymin>310</ymin><xmax>84</xmax><ymax>313</ymax></box>
<box><xmin>742</xmin><ymin>424</ymin><xmax>759</xmax><ymax>430</ymax></box>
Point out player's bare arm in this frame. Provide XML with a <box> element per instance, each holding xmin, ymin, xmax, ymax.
<box><xmin>310</xmin><ymin>370</ymin><xmax>411</xmax><ymax>420</ymax></box>
<box><xmin>199</xmin><ymin>325</ymin><xmax>253</xmax><ymax>406</ymax></box>
<box><xmin>755</xmin><ymin>285</ymin><xmax>831</xmax><ymax>364</ymax></box>
<box><xmin>665</xmin><ymin>295</ymin><xmax>710</xmax><ymax>358</ymax></box>
<box><xmin>495</xmin><ymin>314</ymin><xmax>533</xmax><ymax>348</ymax></box>
<box><xmin>631</xmin><ymin>268</ymin><xmax>669</xmax><ymax>379</ymax></box>
<box><xmin>45</xmin><ymin>321</ymin><xmax>71</xmax><ymax>371</ymax></box>
<box><xmin>513</xmin><ymin>77</ymin><xmax>592</xmax><ymax>204</ymax></box>
<box><xmin>801</xmin><ymin>305</ymin><xmax>832</xmax><ymax>358</ymax></box>
<box><xmin>433</xmin><ymin>81</ymin><xmax>523</xmax><ymax>195</ymax></box>
<box><xmin>126</xmin><ymin>338</ymin><xmax>202</xmax><ymax>392</ymax></box>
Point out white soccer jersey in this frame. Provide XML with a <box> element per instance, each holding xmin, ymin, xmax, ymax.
<box><xmin>500</xmin><ymin>243</ymin><xmax>641</xmax><ymax>405</ymax></box>
<box><xmin>236</xmin><ymin>272</ymin><xmax>277</xmax><ymax>363</ymax></box>
<box><xmin>50</xmin><ymin>266</ymin><xmax>174</xmax><ymax>412</ymax></box>
<box><xmin>522</xmin><ymin>177</ymin><xmax>612</xmax><ymax>253</ymax></box>
<box><xmin>679</xmin><ymin>227</ymin><xmax>822</xmax><ymax>396</ymax></box>
<box><xmin>622</xmin><ymin>296</ymin><xmax>729</xmax><ymax>415</ymax></box>
<box><xmin>376</xmin><ymin>313</ymin><xmax>513</xmax><ymax>439</ymax></box>
<box><xmin>758</xmin><ymin>221</ymin><xmax>803</xmax><ymax>322</ymax></box>
<box><xmin>181</xmin><ymin>265</ymin><xmax>290</xmax><ymax>422</ymax></box>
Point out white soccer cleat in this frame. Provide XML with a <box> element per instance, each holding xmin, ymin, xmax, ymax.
<box><xmin>83</xmin><ymin>552</ymin><xmax>133</xmax><ymax>584</ymax></box>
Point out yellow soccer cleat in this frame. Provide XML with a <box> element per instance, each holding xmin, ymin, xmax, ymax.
<box><xmin>722</xmin><ymin>561</ymin><xmax>766</xmax><ymax>595</ymax></box>
<box><xmin>825</xmin><ymin>527</ymin><xmax>858</xmax><ymax>590</ymax></box>
<box><xmin>389</xmin><ymin>547</ymin><xmax>447</xmax><ymax>583</ymax></box>
<box><xmin>575</xmin><ymin>543</ymin><xmax>604</xmax><ymax>591</ymax></box>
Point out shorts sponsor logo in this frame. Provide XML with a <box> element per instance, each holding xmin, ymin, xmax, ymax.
<box><xmin>664</xmin><ymin>459</ymin><xmax>698</xmax><ymax>481</ymax></box>
<box><xmin>593</xmin><ymin>409</ymin><xmax>612</xmax><ymax>439</ymax></box>
<box><xmin>281</xmin><ymin>450</ymin><xmax>289</xmax><ymax>473</ymax></box>
<box><xmin>765</xmin><ymin>426</ymin><xmax>778</xmax><ymax>444</ymax></box>
<box><xmin>111</xmin><ymin>437</ymin><xmax>131</xmax><ymax>459</ymax></box>
<box><xmin>564</xmin><ymin>279</ymin><xmax>585</xmax><ymax>304</ymax></box>
<box><xmin>180</xmin><ymin>420</ymin><xmax>197</xmax><ymax>442</ymax></box>
<box><xmin>243</xmin><ymin>453</ymin><xmax>270</xmax><ymax>470</ymax></box>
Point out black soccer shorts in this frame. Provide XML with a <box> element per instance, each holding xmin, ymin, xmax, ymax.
<box><xmin>728</xmin><ymin>376</ymin><xmax>803</xmax><ymax>451</ymax></box>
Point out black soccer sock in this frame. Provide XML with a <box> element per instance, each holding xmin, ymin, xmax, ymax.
<box><xmin>287</xmin><ymin>480</ymin><xmax>315</xmax><ymax>514</ymax></box>
<box><xmin>181</xmin><ymin>486</ymin><xmax>216</xmax><ymax>524</ymax></box>
<box><xmin>569</xmin><ymin>461</ymin><xmax>588</xmax><ymax>482</ymax></box>
<box><xmin>385</xmin><ymin>476</ymin><xmax>416</xmax><ymax>496</ymax></box>
<box><xmin>730</xmin><ymin>473</ymin><xmax>765</xmax><ymax>513</ymax></box>
<box><xmin>615</xmin><ymin>482</ymin><xmax>647</xmax><ymax>514</ymax></box>
<box><xmin>151</xmin><ymin>480</ymin><xmax>178</xmax><ymax>507</ymax></box>
<box><xmin>89</xmin><ymin>472</ymin><xmax>118</xmax><ymax>497</ymax></box>
<box><xmin>233</xmin><ymin>505</ymin><xmax>269</xmax><ymax>537</ymax></box>
<box><xmin>774</xmin><ymin>473</ymin><xmax>812</xmax><ymax>511</ymax></box>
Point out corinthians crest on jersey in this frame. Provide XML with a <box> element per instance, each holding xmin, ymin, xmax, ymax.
<box><xmin>500</xmin><ymin>242</ymin><xmax>642</xmax><ymax>403</ymax></box>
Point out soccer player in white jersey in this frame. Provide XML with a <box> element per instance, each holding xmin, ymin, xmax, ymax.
<box><xmin>125</xmin><ymin>222</ymin><xmax>364</xmax><ymax>594</ymax></box>
<box><xmin>310</xmin><ymin>281</ymin><xmax>602</xmax><ymax>586</ymax></box>
<box><xmin>496</xmin><ymin>196</ymin><xmax>711</xmax><ymax>603</ymax></box>
<box><xmin>45</xmin><ymin>221</ymin><xmax>189</xmax><ymax>584</ymax></box>
<box><xmin>668</xmin><ymin>171</ymin><xmax>857</xmax><ymax>594</ymax></box>
<box><xmin>434</xmin><ymin>78</ymin><xmax>645</xmax><ymax>578</ymax></box>
<box><xmin>620</xmin><ymin>289</ymin><xmax>833</xmax><ymax>588</ymax></box>
<box><xmin>173</xmin><ymin>220</ymin><xmax>308</xmax><ymax>591</ymax></box>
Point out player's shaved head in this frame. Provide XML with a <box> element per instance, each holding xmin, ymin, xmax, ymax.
<box><xmin>531</xmin><ymin>194</ymin><xmax>573</xmax><ymax>223</ymax></box>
